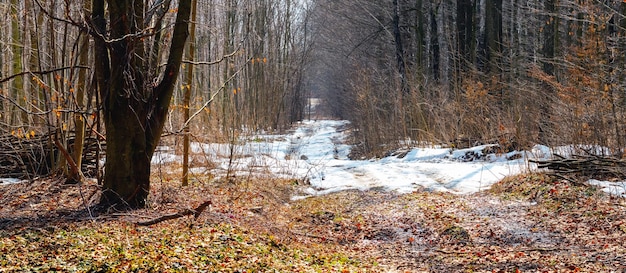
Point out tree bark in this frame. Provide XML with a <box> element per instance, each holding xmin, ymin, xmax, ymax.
<box><xmin>457</xmin><ymin>0</ymin><xmax>476</xmax><ymax>71</ymax></box>
<box><xmin>429</xmin><ymin>3</ymin><xmax>440</xmax><ymax>81</ymax></box>
<box><xmin>96</xmin><ymin>0</ymin><xmax>191</xmax><ymax>209</ymax></box>
<box><xmin>538</xmin><ymin>0</ymin><xmax>558</xmax><ymax>144</ymax></box>
<box><xmin>415</xmin><ymin>0</ymin><xmax>425</xmax><ymax>74</ymax></box>
<box><xmin>10</xmin><ymin>0</ymin><xmax>24</xmax><ymax>124</ymax></box>
<box><xmin>68</xmin><ymin>1</ymin><xmax>91</xmax><ymax>184</ymax></box>
<box><xmin>182</xmin><ymin>0</ymin><xmax>197</xmax><ymax>187</ymax></box>
<box><xmin>392</xmin><ymin>0</ymin><xmax>408</xmax><ymax>94</ymax></box>
<box><xmin>483</xmin><ymin>0</ymin><xmax>502</xmax><ymax>75</ymax></box>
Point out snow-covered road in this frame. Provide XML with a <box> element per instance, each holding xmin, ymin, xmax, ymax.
<box><xmin>277</xmin><ymin>120</ymin><xmax>529</xmax><ymax>198</ymax></box>
<box><xmin>168</xmin><ymin>120</ymin><xmax>533</xmax><ymax>198</ymax></box>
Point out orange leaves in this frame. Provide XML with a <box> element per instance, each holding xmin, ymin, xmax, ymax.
<box><xmin>31</xmin><ymin>76</ymin><xmax>49</xmax><ymax>90</ymax></box>
<box><xmin>11</xmin><ymin>128</ymin><xmax>36</xmax><ymax>139</ymax></box>
<box><xmin>250</xmin><ymin>57</ymin><xmax>268</xmax><ymax>65</ymax></box>
<box><xmin>463</xmin><ymin>78</ymin><xmax>489</xmax><ymax>106</ymax></box>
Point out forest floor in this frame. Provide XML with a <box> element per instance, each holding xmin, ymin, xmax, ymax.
<box><xmin>1</xmin><ymin>169</ymin><xmax>626</xmax><ymax>272</ymax></box>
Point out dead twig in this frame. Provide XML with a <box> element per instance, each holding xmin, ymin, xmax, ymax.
<box><xmin>135</xmin><ymin>200</ymin><xmax>212</xmax><ymax>226</ymax></box>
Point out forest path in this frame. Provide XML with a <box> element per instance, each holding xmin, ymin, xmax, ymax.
<box><xmin>266</xmin><ymin>120</ymin><xmax>625</xmax><ymax>271</ymax></box>
<box><xmin>285</xmin><ymin>119</ymin><xmax>526</xmax><ymax>198</ymax></box>
<box><xmin>276</xmin><ymin>179</ymin><xmax>625</xmax><ymax>272</ymax></box>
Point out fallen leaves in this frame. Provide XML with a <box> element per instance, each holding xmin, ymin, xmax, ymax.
<box><xmin>1</xmin><ymin>173</ymin><xmax>626</xmax><ymax>272</ymax></box>
<box><xmin>1</xmin><ymin>221</ymin><xmax>369</xmax><ymax>272</ymax></box>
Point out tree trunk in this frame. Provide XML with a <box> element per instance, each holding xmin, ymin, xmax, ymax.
<box><xmin>484</xmin><ymin>0</ymin><xmax>502</xmax><ymax>75</ymax></box>
<box><xmin>182</xmin><ymin>0</ymin><xmax>198</xmax><ymax>187</ymax></box>
<box><xmin>101</xmin><ymin>103</ymin><xmax>151</xmax><ymax>208</ymax></box>
<box><xmin>538</xmin><ymin>0</ymin><xmax>558</xmax><ymax>144</ymax></box>
<box><xmin>392</xmin><ymin>0</ymin><xmax>408</xmax><ymax>94</ymax></box>
<box><xmin>10</xmin><ymin>0</ymin><xmax>24</xmax><ymax>124</ymax></box>
<box><xmin>68</xmin><ymin>1</ymin><xmax>91</xmax><ymax>184</ymax></box>
<box><xmin>95</xmin><ymin>0</ymin><xmax>191</xmax><ymax>209</ymax></box>
<box><xmin>415</xmin><ymin>0</ymin><xmax>425</xmax><ymax>74</ymax></box>
<box><xmin>429</xmin><ymin>3</ymin><xmax>440</xmax><ymax>81</ymax></box>
<box><xmin>457</xmin><ymin>0</ymin><xmax>475</xmax><ymax>71</ymax></box>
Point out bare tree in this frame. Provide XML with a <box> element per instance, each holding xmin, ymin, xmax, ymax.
<box><xmin>93</xmin><ymin>0</ymin><xmax>192</xmax><ymax>208</ymax></box>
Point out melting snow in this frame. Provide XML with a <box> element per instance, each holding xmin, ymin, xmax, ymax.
<box><xmin>4</xmin><ymin>119</ymin><xmax>625</xmax><ymax>199</ymax></box>
<box><xmin>155</xmin><ymin>120</ymin><xmax>536</xmax><ymax>198</ymax></box>
<box><xmin>0</xmin><ymin>178</ymin><xmax>22</xmax><ymax>185</ymax></box>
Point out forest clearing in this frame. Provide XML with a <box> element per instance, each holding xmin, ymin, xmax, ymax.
<box><xmin>2</xmin><ymin>0</ymin><xmax>626</xmax><ymax>271</ymax></box>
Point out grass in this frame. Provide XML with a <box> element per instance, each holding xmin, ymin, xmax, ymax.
<box><xmin>0</xmin><ymin>221</ymin><xmax>365</xmax><ymax>272</ymax></box>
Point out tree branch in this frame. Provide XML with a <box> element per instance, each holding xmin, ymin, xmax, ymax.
<box><xmin>0</xmin><ymin>66</ymin><xmax>89</xmax><ymax>84</ymax></box>
<box><xmin>182</xmin><ymin>48</ymin><xmax>240</xmax><ymax>66</ymax></box>
<box><xmin>135</xmin><ymin>200</ymin><xmax>211</xmax><ymax>226</ymax></box>
<box><xmin>173</xmin><ymin>57</ymin><xmax>251</xmax><ymax>133</ymax></box>
<box><xmin>147</xmin><ymin>0</ymin><xmax>192</xmax><ymax>157</ymax></box>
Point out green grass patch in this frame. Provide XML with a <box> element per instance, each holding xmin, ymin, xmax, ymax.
<box><xmin>0</xmin><ymin>221</ymin><xmax>368</xmax><ymax>272</ymax></box>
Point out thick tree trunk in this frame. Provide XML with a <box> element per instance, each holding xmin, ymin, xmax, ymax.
<box><xmin>94</xmin><ymin>0</ymin><xmax>191</xmax><ymax>209</ymax></box>
<box><xmin>100</xmin><ymin>102</ymin><xmax>151</xmax><ymax>208</ymax></box>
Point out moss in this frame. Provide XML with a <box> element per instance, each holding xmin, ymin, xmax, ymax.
<box><xmin>440</xmin><ymin>225</ymin><xmax>471</xmax><ymax>245</ymax></box>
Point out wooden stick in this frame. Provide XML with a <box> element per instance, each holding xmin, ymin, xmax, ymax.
<box><xmin>136</xmin><ymin>200</ymin><xmax>212</xmax><ymax>226</ymax></box>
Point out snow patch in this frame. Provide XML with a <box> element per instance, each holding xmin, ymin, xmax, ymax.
<box><xmin>588</xmin><ymin>179</ymin><xmax>626</xmax><ymax>198</ymax></box>
<box><xmin>0</xmin><ymin>178</ymin><xmax>23</xmax><ymax>185</ymax></box>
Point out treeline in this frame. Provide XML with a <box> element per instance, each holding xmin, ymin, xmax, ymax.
<box><xmin>2</xmin><ymin>0</ymin><xmax>625</xmax><ymax>171</ymax></box>
<box><xmin>308</xmin><ymin>0</ymin><xmax>626</xmax><ymax>157</ymax></box>
<box><xmin>0</xmin><ymin>0</ymin><xmax>310</xmax><ymax>176</ymax></box>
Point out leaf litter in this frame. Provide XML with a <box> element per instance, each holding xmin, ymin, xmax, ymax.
<box><xmin>1</xmin><ymin>172</ymin><xmax>625</xmax><ymax>272</ymax></box>
<box><xmin>2</xmin><ymin>119</ymin><xmax>626</xmax><ymax>271</ymax></box>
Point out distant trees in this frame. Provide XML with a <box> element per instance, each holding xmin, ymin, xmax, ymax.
<box><xmin>308</xmin><ymin>0</ymin><xmax>626</xmax><ymax>157</ymax></box>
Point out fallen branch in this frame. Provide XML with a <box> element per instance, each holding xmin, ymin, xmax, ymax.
<box><xmin>435</xmin><ymin>247</ymin><xmax>564</xmax><ymax>255</ymax></box>
<box><xmin>53</xmin><ymin>138</ymin><xmax>83</xmax><ymax>183</ymax></box>
<box><xmin>136</xmin><ymin>200</ymin><xmax>211</xmax><ymax>226</ymax></box>
<box><xmin>529</xmin><ymin>154</ymin><xmax>626</xmax><ymax>181</ymax></box>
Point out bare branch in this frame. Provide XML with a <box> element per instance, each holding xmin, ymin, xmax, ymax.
<box><xmin>172</xmin><ymin>57</ymin><xmax>252</xmax><ymax>134</ymax></box>
<box><xmin>182</xmin><ymin>49</ymin><xmax>241</xmax><ymax>66</ymax></box>
<box><xmin>135</xmin><ymin>200</ymin><xmax>211</xmax><ymax>226</ymax></box>
<box><xmin>0</xmin><ymin>66</ymin><xmax>90</xmax><ymax>84</ymax></box>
